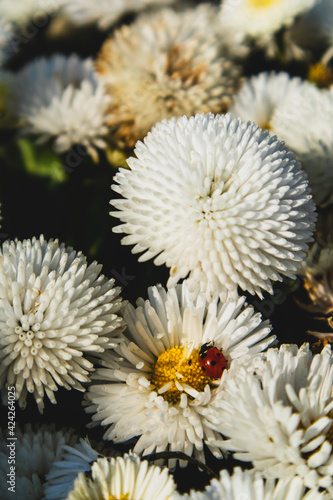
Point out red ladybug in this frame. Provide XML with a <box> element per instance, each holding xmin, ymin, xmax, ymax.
<box><xmin>198</xmin><ymin>342</ymin><xmax>228</xmax><ymax>379</ymax></box>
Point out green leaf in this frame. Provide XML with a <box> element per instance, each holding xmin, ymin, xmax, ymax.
<box><xmin>17</xmin><ymin>138</ymin><xmax>68</xmax><ymax>185</ymax></box>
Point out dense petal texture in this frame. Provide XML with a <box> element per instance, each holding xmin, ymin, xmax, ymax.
<box><xmin>0</xmin><ymin>235</ymin><xmax>124</xmax><ymax>412</ymax></box>
<box><xmin>44</xmin><ymin>437</ymin><xmax>107</xmax><ymax>500</ymax></box>
<box><xmin>111</xmin><ymin>112</ymin><xmax>316</xmax><ymax>301</ymax></box>
<box><xmin>211</xmin><ymin>343</ymin><xmax>333</xmax><ymax>495</ymax></box>
<box><xmin>66</xmin><ymin>454</ymin><xmax>176</xmax><ymax>500</ymax></box>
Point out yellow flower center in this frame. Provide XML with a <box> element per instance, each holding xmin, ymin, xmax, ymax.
<box><xmin>108</xmin><ymin>496</ymin><xmax>129</xmax><ymax>500</ymax></box>
<box><xmin>247</xmin><ymin>0</ymin><xmax>280</xmax><ymax>9</ymax></box>
<box><xmin>308</xmin><ymin>63</ymin><xmax>333</xmax><ymax>88</ymax></box>
<box><xmin>151</xmin><ymin>346</ymin><xmax>213</xmax><ymax>404</ymax></box>
<box><xmin>260</xmin><ymin>122</ymin><xmax>271</xmax><ymax>131</ymax></box>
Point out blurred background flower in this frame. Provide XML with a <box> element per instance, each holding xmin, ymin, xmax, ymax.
<box><xmin>5</xmin><ymin>54</ymin><xmax>112</xmax><ymax>161</ymax></box>
<box><xmin>0</xmin><ymin>423</ymin><xmax>79</xmax><ymax>500</ymax></box>
<box><xmin>111</xmin><ymin>113</ymin><xmax>316</xmax><ymax>301</ymax></box>
<box><xmin>96</xmin><ymin>4</ymin><xmax>242</xmax><ymax>149</ymax></box>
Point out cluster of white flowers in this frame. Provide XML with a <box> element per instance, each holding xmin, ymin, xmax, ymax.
<box><xmin>2</xmin><ymin>0</ymin><xmax>333</xmax><ymax>498</ymax></box>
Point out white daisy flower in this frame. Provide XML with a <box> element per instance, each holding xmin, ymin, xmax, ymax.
<box><xmin>0</xmin><ymin>424</ymin><xmax>78</xmax><ymax>500</ymax></box>
<box><xmin>44</xmin><ymin>437</ymin><xmax>108</xmax><ymax>500</ymax></box>
<box><xmin>111</xmin><ymin>112</ymin><xmax>316</xmax><ymax>301</ymax></box>
<box><xmin>229</xmin><ymin>72</ymin><xmax>318</xmax><ymax>131</ymax></box>
<box><xmin>271</xmin><ymin>86</ymin><xmax>333</xmax><ymax>207</ymax></box>
<box><xmin>7</xmin><ymin>54</ymin><xmax>112</xmax><ymax>161</ymax></box>
<box><xmin>66</xmin><ymin>454</ymin><xmax>176</xmax><ymax>500</ymax></box>
<box><xmin>0</xmin><ymin>0</ymin><xmax>59</xmax><ymax>25</ymax></box>
<box><xmin>96</xmin><ymin>5</ymin><xmax>241</xmax><ymax>149</ymax></box>
<box><xmin>174</xmin><ymin>468</ymin><xmax>330</xmax><ymax>500</ymax></box>
<box><xmin>85</xmin><ymin>282</ymin><xmax>274</xmax><ymax>466</ymax></box>
<box><xmin>0</xmin><ymin>234</ymin><xmax>125</xmax><ymax>413</ymax></box>
<box><xmin>59</xmin><ymin>0</ymin><xmax>176</xmax><ymax>30</ymax></box>
<box><xmin>211</xmin><ymin>343</ymin><xmax>333</xmax><ymax>494</ymax></box>
<box><xmin>218</xmin><ymin>0</ymin><xmax>317</xmax><ymax>57</ymax></box>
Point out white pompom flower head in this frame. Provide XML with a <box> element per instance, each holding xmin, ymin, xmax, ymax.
<box><xmin>212</xmin><ymin>343</ymin><xmax>333</xmax><ymax>494</ymax></box>
<box><xmin>110</xmin><ymin>112</ymin><xmax>317</xmax><ymax>302</ymax></box>
<box><xmin>0</xmin><ymin>235</ymin><xmax>125</xmax><ymax>413</ymax></box>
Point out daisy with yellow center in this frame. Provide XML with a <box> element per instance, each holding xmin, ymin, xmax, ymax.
<box><xmin>248</xmin><ymin>0</ymin><xmax>279</xmax><ymax>9</ymax></box>
<box><xmin>85</xmin><ymin>282</ymin><xmax>274</xmax><ymax>466</ymax></box>
<box><xmin>220</xmin><ymin>0</ymin><xmax>316</xmax><ymax>35</ymax></box>
<box><xmin>66</xmin><ymin>454</ymin><xmax>176</xmax><ymax>500</ymax></box>
<box><xmin>218</xmin><ymin>0</ymin><xmax>317</xmax><ymax>57</ymax></box>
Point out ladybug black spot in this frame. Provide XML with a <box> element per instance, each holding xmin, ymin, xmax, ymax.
<box><xmin>211</xmin><ymin>360</ymin><xmax>216</xmax><ymax>366</ymax></box>
<box><xmin>216</xmin><ymin>352</ymin><xmax>221</xmax><ymax>357</ymax></box>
